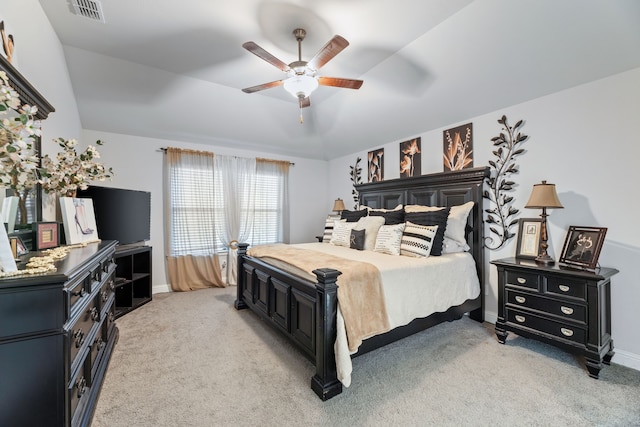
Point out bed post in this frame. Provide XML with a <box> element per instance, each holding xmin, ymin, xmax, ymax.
<box><xmin>234</xmin><ymin>243</ymin><xmax>249</xmax><ymax>310</ymax></box>
<box><xmin>310</xmin><ymin>268</ymin><xmax>343</xmax><ymax>401</ymax></box>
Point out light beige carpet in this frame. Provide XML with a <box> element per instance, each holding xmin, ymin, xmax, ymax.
<box><xmin>92</xmin><ymin>286</ymin><xmax>640</xmax><ymax>426</ymax></box>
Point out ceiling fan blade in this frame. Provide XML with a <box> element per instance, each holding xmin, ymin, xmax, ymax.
<box><xmin>242</xmin><ymin>80</ymin><xmax>284</xmax><ymax>94</ymax></box>
<box><xmin>318</xmin><ymin>76</ymin><xmax>363</xmax><ymax>90</ymax></box>
<box><xmin>242</xmin><ymin>41</ymin><xmax>290</xmax><ymax>72</ymax></box>
<box><xmin>307</xmin><ymin>35</ymin><xmax>349</xmax><ymax>71</ymax></box>
<box><xmin>299</xmin><ymin>96</ymin><xmax>311</xmax><ymax>108</ymax></box>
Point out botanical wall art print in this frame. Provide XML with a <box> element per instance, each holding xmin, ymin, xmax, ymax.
<box><xmin>0</xmin><ymin>19</ymin><xmax>16</xmax><ymax>64</ymax></box>
<box><xmin>399</xmin><ymin>137</ymin><xmax>421</xmax><ymax>179</ymax></box>
<box><xmin>368</xmin><ymin>148</ymin><xmax>384</xmax><ymax>182</ymax></box>
<box><xmin>443</xmin><ymin>122</ymin><xmax>473</xmax><ymax>171</ymax></box>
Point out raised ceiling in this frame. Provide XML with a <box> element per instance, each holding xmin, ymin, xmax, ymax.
<box><xmin>38</xmin><ymin>0</ymin><xmax>640</xmax><ymax>160</ymax></box>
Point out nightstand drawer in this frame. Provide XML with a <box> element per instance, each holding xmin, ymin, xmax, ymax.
<box><xmin>546</xmin><ymin>276</ymin><xmax>586</xmax><ymax>300</ymax></box>
<box><xmin>505</xmin><ymin>270</ymin><xmax>540</xmax><ymax>290</ymax></box>
<box><xmin>506</xmin><ymin>309</ymin><xmax>586</xmax><ymax>345</ymax></box>
<box><xmin>506</xmin><ymin>290</ymin><xmax>586</xmax><ymax>322</ymax></box>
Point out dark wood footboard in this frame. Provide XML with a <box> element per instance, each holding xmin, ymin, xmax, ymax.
<box><xmin>234</xmin><ymin>167</ymin><xmax>489</xmax><ymax>400</ymax></box>
<box><xmin>235</xmin><ymin>243</ymin><xmax>343</xmax><ymax>400</ymax></box>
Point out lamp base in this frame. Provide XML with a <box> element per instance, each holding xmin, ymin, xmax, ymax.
<box><xmin>535</xmin><ymin>254</ymin><xmax>555</xmax><ymax>265</ymax></box>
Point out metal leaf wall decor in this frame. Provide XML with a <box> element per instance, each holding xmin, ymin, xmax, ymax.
<box><xmin>350</xmin><ymin>157</ymin><xmax>362</xmax><ymax>209</ymax></box>
<box><xmin>484</xmin><ymin>115</ymin><xmax>529</xmax><ymax>250</ymax></box>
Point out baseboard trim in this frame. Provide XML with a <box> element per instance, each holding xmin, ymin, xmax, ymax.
<box><xmin>152</xmin><ymin>284</ymin><xmax>171</xmax><ymax>294</ymax></box>
<box><xmin>612</xmin><ymin>349</ymin><xmax>640</xmax><ymax>372</ymax></box>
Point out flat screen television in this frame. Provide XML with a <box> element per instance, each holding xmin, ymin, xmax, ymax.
<box><xmin>76</xmin><ymin>186</ymin><xmax>151</xmax><ymax>246</ymax></box>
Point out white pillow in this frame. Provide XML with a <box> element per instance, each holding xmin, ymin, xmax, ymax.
<box><xmin>401</xmin><ymin>223</ymin><xmax>438</xmax><ymax>258</ymax></box>
<box><xmin>442</xmin><ymin>237</ymin><xmax>471</xmax><ymax>254</ymax></box>
<box><xmin>353</xmin><ymin>216</ymin><xmax>385</xmax><ymax>251</ymax></box>
<box><xmin>330</xmin><ymin>220</ymin><xmax>357</xmax><ymax>247</ymax></box>
<box><xmin>404</xmin><ymin>201</ymin><xmax>474</xmax><ymax>246</ymax></box>
<box><xmin>446</xmin><ymin>201</ymin><xmax>474</xmax><ymax>246</ymax></box>
<box><xmin>374</xmin><ymin>223</ymin><xmax>405</xmax><ymax>256</ymax></box>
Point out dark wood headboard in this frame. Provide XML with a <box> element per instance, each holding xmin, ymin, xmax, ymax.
<box><xmin>355</xmin><ymin>166</ymin><xmax>490</xmax><ymax>312</ymax></box>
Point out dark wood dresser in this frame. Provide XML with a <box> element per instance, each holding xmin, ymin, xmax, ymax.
<box><xmin>0</xmin><ymin>240</ymin><xmax>118</xmax><ymax>427</ymax></box>
<box><xmin>492</xmin><ymin>257</ymin><xmax>618</xmax><ymax>378</ymax></box>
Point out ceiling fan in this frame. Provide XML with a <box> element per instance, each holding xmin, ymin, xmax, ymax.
<box><xmin>242</xmin><ymin>28</ymin><xmax>364</xmax><ymax>122</ymax></box>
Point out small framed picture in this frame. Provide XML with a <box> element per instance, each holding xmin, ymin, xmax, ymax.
<box><xmin>33</xmin><ymin>221</ymin><xmax>60</xmax><ymax>250</ymax></box>
<box><xmin>515</xmin><ymin>218</ymin><xmax>543</xmax><ymax>259</ymax></box>
<box><xmin>10</xmin><ymin>236</ymin><xmax>29</xmax><ymax>257</ymax></box>
<box><xmin>559</xmin><ymin>226</ymin><xmax>607</xmax><ymax>270</ymax></box>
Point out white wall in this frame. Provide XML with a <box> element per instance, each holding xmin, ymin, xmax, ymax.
<box><xmin>329</xmin><ymin>67</ymin><xmax>640</xmax><ymax>371</ymax></box>
<box><xmin>81</xmin><ymin>129</ymin><xmax>329</xmax><ymax>294</ymax></box>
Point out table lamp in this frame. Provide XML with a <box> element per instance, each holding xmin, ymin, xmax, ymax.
<box><xmin>525</xmin><ymin>181</ymin><xmax>564</xmax><ymax>265</ymax></box>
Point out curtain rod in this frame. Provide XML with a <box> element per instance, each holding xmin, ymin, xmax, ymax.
<box><xmin>158</xmin><ymin>147</ymin><xmax>294</xmax><ymax>166</ymax></box>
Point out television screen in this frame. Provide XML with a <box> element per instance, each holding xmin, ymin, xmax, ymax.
<box><xmin>76</xmin><ymin>186</ymin><xmax>151</xmax><ymax>246</ymax></box>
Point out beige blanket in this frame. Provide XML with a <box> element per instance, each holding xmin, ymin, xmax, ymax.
<box><xmin>246</xmin><ymin>244</ymin><xmax>390</xmax><ymax>352</ymax></box>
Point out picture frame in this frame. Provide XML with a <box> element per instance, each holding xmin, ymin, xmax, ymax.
<box><xmin>33</xmin><ymin>221</ymin><xmax>60</xmax><ymax>250</ymax></box>
<box><xmin>515</xmin><ymin>218</ymin><xmax>543</xmax><ymax>259</ymax></box>
<box><xmin>10</xmin><ymin>235</ymin><xmax>29</xmax><ymax>257</ymax></box>
<box><xmin>443</xmin><ymin>122</ymin><xmax>473</xmax><ymax>171</ymax></box>
<box><xmin>559</xmin><ymin>226</ymin><xmax>607</xmax><ymax>270</ymax></box>
<box><xmin>367</xmin><ymin>148</ymin><xmax>384</xmax><ymax>182</ymax></box>
<box><xmin>59</xmin><ymin>197</ymin><xmax>99</xmax><ymax>244</ymax></box>
<box><xmin>399</xmin><ymin>137</ymin><xmax>421</xmax><ymax>178</ymax></box>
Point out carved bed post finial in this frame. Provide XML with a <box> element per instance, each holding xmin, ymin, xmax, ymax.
<box><xmin>311</xmin><ymin>268</ymin><xmax>342</xmax><ymax>400</ymax></box>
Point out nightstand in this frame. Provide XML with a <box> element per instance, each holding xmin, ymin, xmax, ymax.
<box><xmin>491</xmin><ymin>257</ymin><xmax>618</xmax><ymax>379</ymax></box>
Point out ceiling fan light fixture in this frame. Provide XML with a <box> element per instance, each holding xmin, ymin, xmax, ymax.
<box><xmin>283</xmin><ymin>74</ymin><xmax>318</xmax><ymax>99</ymax></box>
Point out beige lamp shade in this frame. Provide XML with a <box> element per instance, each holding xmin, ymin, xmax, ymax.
<box><xmin>332</xmin><ymin>198</ymin><xmax>346</xmax><ymax>212</ymax></box>
<box><xmin>525</xmin><ymin>181</ymin><xmax>564</xmax><ymax>209</ymax></box>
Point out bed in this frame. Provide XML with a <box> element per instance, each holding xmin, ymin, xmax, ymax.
<box><xmin>234</xmin><ymin>166</ymin><xmax>490</xmax><ymax>400</ymax></box>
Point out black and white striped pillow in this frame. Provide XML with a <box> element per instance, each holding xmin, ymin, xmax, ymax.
<box><xmin>400</xmin><ymin>222</ymin><xmax>438</xmax><ymax>258</ymax></box>
<box><xmin>322</xmin><ymin>214</ymin><xmax>342</xmax><ymax>243</ymax></box>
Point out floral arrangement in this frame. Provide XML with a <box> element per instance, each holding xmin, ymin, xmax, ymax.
<box><xmin>39</xmin><ymin>138</ymin><xmax>114</xmax><ymax>197</ymax></box>
<box><xmin>0</xmin><ymin>70</ymin><xmax>41</xmax><ymax>194</ymax></box>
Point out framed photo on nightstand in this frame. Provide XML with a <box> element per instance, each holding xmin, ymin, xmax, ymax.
<box><xmin>515</xmin><ymin>218</ymin><xmax>543</xmax><ymax>259</ymax></box>
<box><xmin>559</xmin><ymin>226</ymin><xmax>607</xmax><ymax>270</ymax></box>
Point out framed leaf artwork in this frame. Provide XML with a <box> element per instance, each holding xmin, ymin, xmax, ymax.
<box><xmin>399</xmin><ymin>137</ymin><xmax>421</xmax><ymax>178</ymax></box>
<box><xmin>443</xmin><ymin>123</ymin><xmax>473</xmax><ymax>171</ymax></box>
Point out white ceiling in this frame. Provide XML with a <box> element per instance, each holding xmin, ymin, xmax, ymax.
<box><xmin>38</xmin><ymin>0</ymin><xmax>640</xmax><ymax>160</ymax></box>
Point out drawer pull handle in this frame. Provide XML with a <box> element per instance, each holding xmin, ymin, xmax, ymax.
<box><xmin>74</xmin><ymin>329</ymin><xmax>85</xmax><ymax>348</ymax></box>
<box><xmin>101</xmin><ymin>290</ymin><xmax>109</xmax><ymax>302</ymax></box>
<box><xmin>561</xmin><ymin>328</ymin><xmax>574</xmax><ymax>337</ymax></box>
<box><xmin>561</xmin><ymin>306</ymin><xmax>574</xmax><ymax>315</ymax></box>
<box><xmin>76</xmin><ymin>377</ymin><xmax>87</xmax><ymax>398</ymax></box>
<box><xmin>515</xmin><ymin>296</ymin><xmax>526</xmax><ymax>304</ymax></box>
<box><xmin>72</xmin><ymin>288</ymin><xmax>86</xmax><ymax>298</ymax></box>
<box><xmin>109</xmin><ymin>280</ymin><xmax>115</xmax><ymax>291</ymax></box>
<box><xmin>90</xmin><ymin>307</ymin><xmax>100</xmax><ymax>322</ymax></box>
<box><xmin>517</xmin><ymin>277</ymin><xmax>527</xmax><ymax>284</ymax></box>
<box><xmin>515</xmin><ymin>315</ymin><xmax>526</xmax><ymax>323</ymax></box>
<box><xmin>558</xmin><ymin>284</ymin><xmax>570</xmax><ymax>292</ymax></box>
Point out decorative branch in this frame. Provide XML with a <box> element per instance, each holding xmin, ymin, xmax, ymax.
<box><xmin>484</xmin><ymin>115</ymin><xmax>528</xmax><ymax>250</ymax></box>
<box><xmin>349</xmin><ymin>157</ymin><xmax>362</xmax><ymax>209</ymax></box>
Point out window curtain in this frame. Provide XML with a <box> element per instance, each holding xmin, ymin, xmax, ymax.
<box><xmin>213</xmin><ymin>155</ymin><xmax>256</xmax><ymax>285</ymax></box>
<box><xmin>163</xmin><ymin>147</ymin><xmax>225</xmax><ymax>291</ymax></box>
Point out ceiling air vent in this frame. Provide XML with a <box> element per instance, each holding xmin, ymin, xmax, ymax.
<box><xmin>70</xmin><ymin>0</ymin><xmax>105</xmax><ymax>23</ymax></box>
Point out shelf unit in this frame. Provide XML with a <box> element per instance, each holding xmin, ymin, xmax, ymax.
<box><xmin>114</xmin><ymin>245</ymin><xmax>152</xmax><ymax>318</ymax></box>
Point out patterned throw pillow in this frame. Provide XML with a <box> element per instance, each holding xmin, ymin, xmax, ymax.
<box><xmin>404</xmin><ymin>208</ymin><xmax>450</xmax><ymax>256</ymax></box>
<box><xmin>330</xmin><ymin>221</ymin><xmax>357</xmax><ymax>247</ymax></box>
<box><xmin>322</xmin><ymin>214</ymin><xmax>342</xmax><ymax>243</ymax></box>
<box><xmin>374</xmin><ymin>223</ymin><xmax>406</xmax><ymax>256</ymax></box>
<box><xmin>401</xmin><ymin>223</ymin><xmax>438</xmax><ymax>258</ymax></box>
<box><xmin>350</xmin><ymin>229</ymin><xmax>365</xmax><ymax>250</ymax></box>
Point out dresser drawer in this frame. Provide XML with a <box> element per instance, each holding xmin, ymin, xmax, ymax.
<box><xmin>66</xmin><ymin>299</ymin><xmax>101</xmax><ymax>372</ymax></box>
<box><xmin>68</xmin><ymin>349</ymin><xmax>91</xmax><ymax>426</ymax></box>
<box><xmin>546</xmin><ymin>276</ymin><xmax>586</xmax><ymax>300</ymax></box>
<box><xmin>506</xmin><ymin>290</ymin><xmax>586</xmax><ymax>323</ymax></box>
<box><xmin>505</xmin><ymin>270</ymin><xmax>540</xmax><ymax>290</ymax></box>
<box><xmin>506</xmin><ymin>309</ymin><xmax>586</xmax><ymax>345</ymax></box>
<box><xmin>65</xmin><ymin>272</ymin><xmax>93</xmax><ymax>319</ymax></box>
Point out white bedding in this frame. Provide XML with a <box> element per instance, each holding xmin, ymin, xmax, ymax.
<box><xmin>253</xmin><ymin>242</ymin><xmax>480</xmax><ymax>387</ymax></box>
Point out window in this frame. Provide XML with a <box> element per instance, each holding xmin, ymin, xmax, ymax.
<box><xmin>168</xmin><ymin>153</ymin><xmax>288</xmax><ymax>256</ymax></box>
